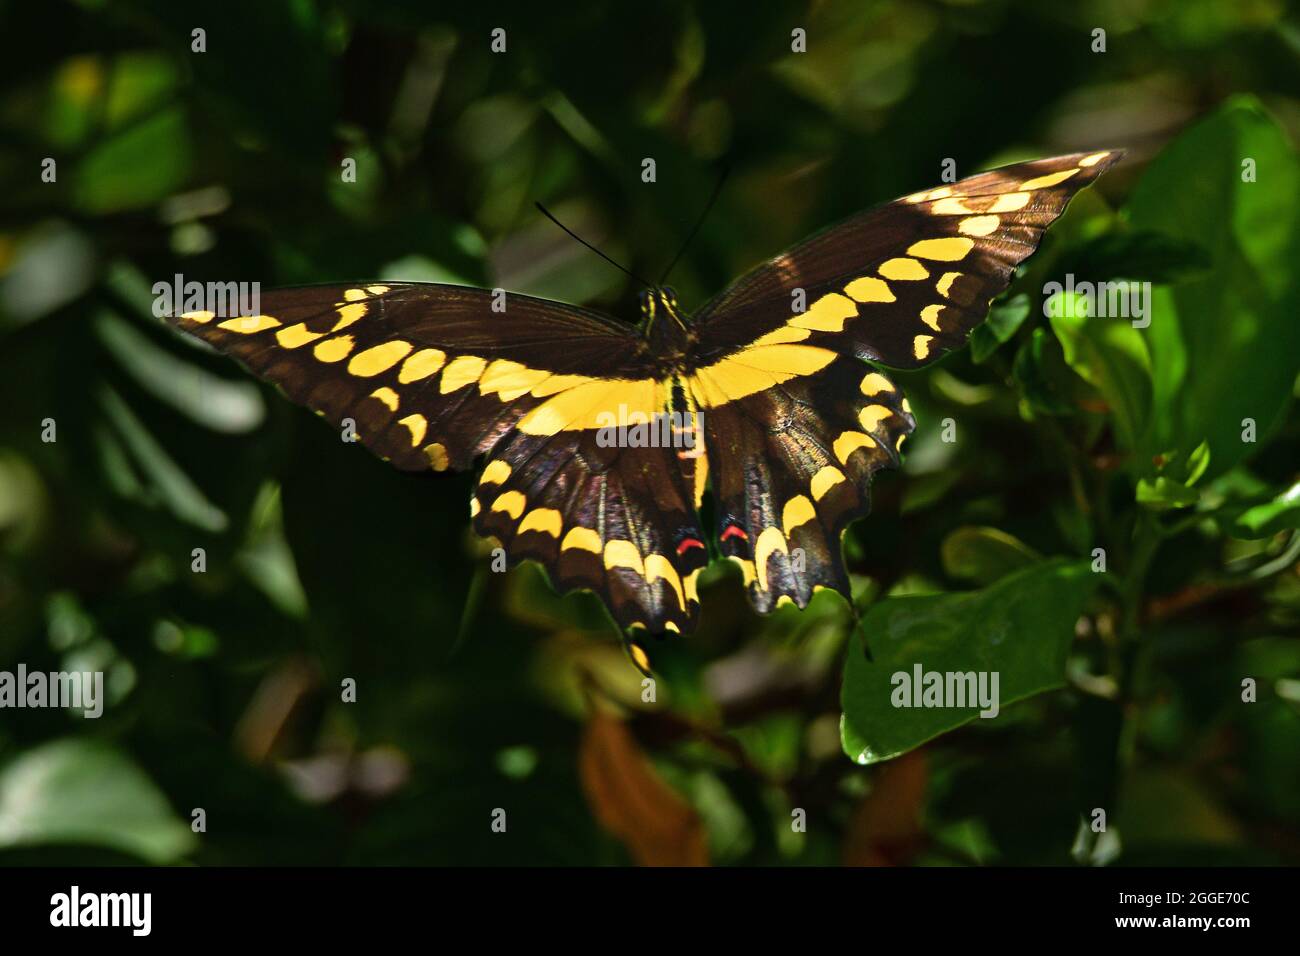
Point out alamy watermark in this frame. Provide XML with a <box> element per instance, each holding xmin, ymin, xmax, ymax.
<box><xmin>1043</xmin><ymin>273</ymin><xmax>1152</xmax><ymax>328</ymax></box>
<box><xmin>151</xmin><ymin>273</ymin><xmax>261</xmax><ymax>319</ymax></box>
<box><xmin>0</xmin><ymin>665</ymin><xmax>104</xmax><ymax>718</ymax></box>
<box><xmin>891</xmin><ymin>664</ymin><xmax>1000</xmax><ymax>718</ymax></box>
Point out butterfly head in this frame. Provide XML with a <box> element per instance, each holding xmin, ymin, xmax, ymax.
<box><xmin>639</xmin><ymin>286</ymin><xmax>688</xmax><ymax>338</ymax></box>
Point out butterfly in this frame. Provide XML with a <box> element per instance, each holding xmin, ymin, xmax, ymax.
<box><xmin>169</xmin><ymin>150</ymin><xmax>1120</xmax><ymax>641</ymax></box>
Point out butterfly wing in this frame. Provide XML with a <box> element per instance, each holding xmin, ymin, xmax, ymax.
<box><xmin>685</xmin><ymin>151</ymin><xmax>1120</xmax><ymax>610</ymax></box>
<box><xmin>691</xmin><ymin>151</ymin><xmax>1122</xmax><ymax>368</ymax></box>
<box><xmin>169</xmin><ymin>283</ymin><xmax>705</xmax><ymax>632</ymax></box>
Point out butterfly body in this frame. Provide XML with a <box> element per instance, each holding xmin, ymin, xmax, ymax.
<box><xmin>169</xmin><ymin>151</ymin><xmax>1121</xmax><ymax>636</ymax></box>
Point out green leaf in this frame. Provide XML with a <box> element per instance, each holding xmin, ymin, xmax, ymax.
<box><xmin>1069</xmin><ymin>230</ymin><xmax>1212</xmax><ymax>283</ymax></box>
<box><xmin>841</xmin><ymin>559</ymin><xmax>1101</xmax><ymax>765</ymax></box>
<box><xmin>1012</xmin><ymin>328</ymin><xmax>1075</xmax><ymax>416</ymax></box>
<box><xmin>1215</xmin><ymin>480</ymin><xmax>1300</xmax><ymax>539</ymax></box>
<box><xmin>1126</xmin><ymin>97</ymin><xmax>1300</xmax><ymax>480</ymax></box>
<box><xmin>73</xmin><ymin>107</ymin><xmax>192</xmax><ymax>214</ymax></box>
<box><xmin>970</xmin><ymin>294</ymin><xmax>1032</xmax><ymax>363</ymax></box>
<box><xmin>1136</xmin><ymin>475</ymin><xmax>1201</xmax><ymax>511</ymax></box>
<box><xmin>0</xmin><ymin>739</ymin><xmax>196</xmax><ymax>863</ymax></box>
<box><xmin>940</xmin><ymin>526</ymin><xmax>1042</xmax><ymax>585</ymax></box>
<box><xmin>1136</xmin><ymin>440</ymin><xmax>1212</xmax><ymax>510</ymax></box>
<box><xmin>1048</xmin><ymin>292</ymin><xmax>1153</xmax><ymax>454</ymax></box>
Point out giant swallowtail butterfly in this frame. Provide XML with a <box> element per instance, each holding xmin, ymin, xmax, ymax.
<box><xmin>169</xmin><ymin>151</ymin><xmax>1120</xmax><ymax>640</ymax></box>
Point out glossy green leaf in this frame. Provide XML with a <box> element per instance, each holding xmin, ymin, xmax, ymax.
<box><xmin>1048</xmin><ymin>293</ymin><xmax>1153</xmax><ymax>454</ymax></box>
<box><xmin>1126</xmin><ymin>97</ymin><xmax>1300</xmax><ymax>479</ymax></box>
<box><xmin>841</xmin><ymin>560</ymin><xmax>1100</xmax><ymax>765</ymax></box>
<box><xmin>1069</xmin><ymin>230</ymin><xmax>1212</xmax><ymax>283</ymax></box>
<box><xmin>0</xmin><ymin>739</ymin><xmax>196</xmax><ymax>863</ymax></box>
<box><xmin>971</xmin><ymin>294</ymin><xmax>1032</xmax><ymax>364</ymax></box>
<box><xmin>1215</xmin><ymin>480</ymin><xmax>1300</xmax><ymax>539</ymax></box>
<box><xmin>940</xmin><ymin>526</ymin><xmax>1042</xmax><ymax>585</ymax></box>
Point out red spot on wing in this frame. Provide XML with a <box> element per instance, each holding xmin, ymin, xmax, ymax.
<box><xmin>720</xmin><ymin>524</ymin><xmax>748</xmax><ymax>543</ymax></box>
<box><xmin>675</xmin><ymin>537</ymin><xmax>705</xmax><ymax>556</ymax></box>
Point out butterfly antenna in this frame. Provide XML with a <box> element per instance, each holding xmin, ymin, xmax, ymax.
<box><xmin>659</xmin><ymin>164</ymin><xmax>730</xmax><ymax>285</ymax></box>
<box><xmin>534</xmin><ymin>202</ymin><xmax>652</xmax><ymax>288</ymax></box>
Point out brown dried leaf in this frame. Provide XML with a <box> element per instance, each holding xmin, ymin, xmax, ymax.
<box><xmin>843</xmin><ymin>749</ymin><xmax>928</xmax><ymax>866</ymax></box>
<box><xmin>579</xmin><ymin>712</ymin><xmax>708</xmax><ymax>867</ymax></box>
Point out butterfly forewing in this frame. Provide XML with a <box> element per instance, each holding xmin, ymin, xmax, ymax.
<box><xmin>169</xmin><ymin>282</ymin><xmax>705</xmax><ymax>632</ymax></box>
<box><xmin>690</xmin><ymin>150</ymin><xmax>1122</xmax><ymax>368</ymax></box>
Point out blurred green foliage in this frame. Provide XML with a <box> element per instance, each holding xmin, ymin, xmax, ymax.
<box><xmin>1</xmin><ymin>0</ymin><xmax>1298</xmax><ymax>866</ymax></box>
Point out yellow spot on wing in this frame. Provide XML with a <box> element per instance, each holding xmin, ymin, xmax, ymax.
<box><xmin>908</xmin><ymin>237</ymin><xmax>974</xmax><ymax>261</ymax></box>
<box><xmin>684</xmin><ymin>568</ymin><xmax>701</xmax><ymax>603</ymax></box>
<box><xmin>480</xmin><ymin>459</ymin><xmax>511</xmax><ymax>486</ymax></box>
<box><xmin>878</xmin><ymin>258</ymin><xmax>929</xmax><ymax>280</ymax></box>
<box><xmin>469</xmin><ymin>496</ymin><xmax>480</xmax><ymax>516</ymax></box>
<box><xmin>218</xmin><ymin>315</ymin><xmax>280</xmax><ymax>333</ymax></box>
<box><xmin>1021</xmin><ymin>168</ymin><xmax>1078</xmax><ymax>190</ymax></box>
<box><xmin>349</xmin><ymin>340</ymin><xmax>413</xmax><ymax>377</ymax></box>
<box><xmin>691</xmin><ymin>345</ymin><xmax>837</xmax><ymax>408</ymax></box>
<box><xmin>276</xmin><ymin>323</ymin><xmax>323</xmax><ymax>348</ymax></box>
<box><xmin>931</xmin><ymin>197</ymin><xmax>976</xmax><ymax>215</ymax></box>
<box><xmin>439</xmin><ymin>355</ymin><xmax>487</xmax><ymax>393</ymax></box>
<box><xmin>860</xmin><ymin>372</ymin><xmax>892</xmax><ymax>396</ymax></box>
<box><xmin>181</xmin><ymin>310</ymin><xmax>214</xmax><ymax>323</ymax></box>
<box><xmin>479</xmin><ymin>360</ymin><xmax>555</xmax><ymax>400</ymax></box>
<box><xmin>833</xmin><ymin>431</ymin><xmax>876</xmax><ymax>464</ymax></box>
<box><xmin>370</xmin><ymin>387</ymin><xmax>399</xmax><ymax>411</ymax></box>
<box><xmin>519</xmin><ymin>508</ymin><xmax>562</xmax><ymax>537</ymax></box>
<box><xmin>843</xmin><ymin>277</ymin><xmax>895</xmax><ymax>304</ymax></box>
<box><xmin>629</xmin><ymin>643</ymin><xmax>652</xmax><ymax>671</ymax></box>
<box><xmin>936</xmin><ymin>272</ymin><xmax>962</xmax><ymax>299</ymax></box>
<box><xmin>754</xmin><ymin>526</ymin><xmax>789</xmax><ymax>592</ymax></box>
<box><xmin>425</xmin><ymin>443</ymin><xmax>449</xmax><ymax>471</ymax></box>
<box><xmin>1078</xmin><ymin>151</ymin><xmax>1110</xmax><ymax>168</ymax></box>
<box><xmin>782</xmin><ymin>495</ymin><xmax>816</xmax><ymax>535</ymax></box>
<box><xmin>399</xmin><ymin>348</ymin><xmax>446</xmax><ymax>383</ymax></box>
<box><xmin>366</xmin><ymin>285</ymin><xmax>390</xmax><ymax>294</ymax></box>
<box><xmin>490</xmin><ymin>491</ymin><xmax>526</xmax><ymax>519</ymax></box>
<box><xmin>921</xmin><ymin>303</ymin><xmax>945</xmax><ymax>331</ymax></box>
<box><xmin>752</xmin><ymin>326</ymin><xmax>812</xmax><ymax>346</ymax></box>
<box><xmin>959</xmin><ymin>215</ymin><xmax>1000</xmax><ymax>237</ymax></box>
<box><xmin>811</xmin><ymin>465</ymin><xmax>846</xmax><ymax>501</ymax></box>
<box><xmin>531</xmin><ymin>374</ymin><xmax>596</xmax><ymax>397</ymax></box>
<box><xmin>399</xmin><ymin>413</ymin><xmax>427</xmax><ymax>446</ymax></box>
<box><xmin>332</xmin><ymin>302</ymin><xmax>368</xmax><ymax>331</ymax></box>
<box><xmin>313</xmin><ymin>335</ymin><xmax>355</xmax><ymax>362</ymax></box>
<box><xmin>988</xmin><ymin>192</ymin><xmax>1031</xmax><ymax>213</ymax></box>
<box><xmin>517</xmin><ymin>378</ymin><xmax>658</xmax><ymax>436</ymax></box>
<box><xmin>914</xmin><ymin>335</ymin><xmax>934</xmax><ymax>360</ymax></box>
<box><xmin>562</xmin><ymin>526</ymin><xmax>602</xmax><ymax>553</ymax></box>
<box><xmin>725</xmin><ymin>557</ymin><xmax>755</xmax><ymax>588</ymax></box>
<box><xmin>644</xmin><ymin>554</ymin><xmax>684</xmax><ymax>610</ymax></box>
<box><xmin>604</xmin><ymin>539</ymin><xmax>644</xmax><ymax>574</ymax></box>
<box><xmin>343</xmin><ymin>288</ymin><xmax>368</xmax><ymax>302</ymax></box>
<box><xmin>859</xmin><ymin>405</ymin><xmax>892</xmax><ymax>431</ymax></box>
<box><xmin>792</xmin><ymin>292</ymin><xmax>858</xmax><ymax>330</ymax></box>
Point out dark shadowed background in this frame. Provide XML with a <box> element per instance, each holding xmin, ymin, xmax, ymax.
<box><xmin>1</xmin><ymin>0</ymin><xmax>1298</xmax><ymax>866</ymax></box>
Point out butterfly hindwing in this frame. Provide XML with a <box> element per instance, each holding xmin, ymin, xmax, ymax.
<box><xmin>699</xmin><ymin>356</ymin><xmax>914</xmax><ymax>611</ymax></box>
<box><xmin>473</xmin><ymin>431</ymin><xmax>707</xmax><ymax>633</ymax></box>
